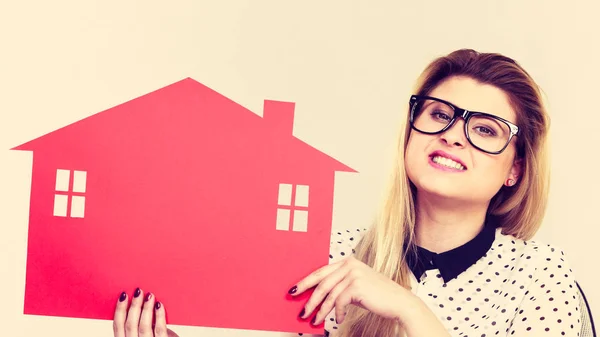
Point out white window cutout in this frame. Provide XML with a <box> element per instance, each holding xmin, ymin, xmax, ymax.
<box><xmin>278</xmin><ymin>183</ymin><xmax>292</xmax><ymax>205</ymax></box>
<box><xmin>293</xmin><ymin>210</ymin><xmax>308</xmax><ymax>232</ymax></box>
<box><xmin>71</xmin><ymin>196</ymin><xmax>86</xmax><ymax>218</ymax></box>
<box><xmin>53</xmin><ymin>168</ymin><xmax>88</xmax><ymax>219</ymax></box>
<box><xmin>55</xmin><ymin>169</ymin><xmax>70</xmax><ymax>191</ymax></box>
<box><xmin>73</xmin><ymin>171</ymin><xmax>87</xmax><ymax>193</ymax></box>
<box><xmin>276</xmin><ymin>208</ymin><xmax>290</xmax><ymax>231</ymax></box>
<box><xmin>276</xmin><ymin>183</ymin><xmax>310</xmax><ymax>232</ymax></box>
<box><xmin>53</xmin><ymin>194</ymin><xmax>68</xmax><ymax>217</ymax></box>
<box><xmin>295</xmin><ymin>185</ymin><xmax>309</xmax><ymax>207</ymax></box>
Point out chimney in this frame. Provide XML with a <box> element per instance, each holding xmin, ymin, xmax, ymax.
<box><xmin>263</xmin><ymin>100</ymin><xmax>295</xmax><ymax>135</ymax></box>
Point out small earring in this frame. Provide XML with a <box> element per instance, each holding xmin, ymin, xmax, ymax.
<box><xmin>506</xmin><ymin>179</ymin><xmax>515</xmax><ymax>186</ymax></box>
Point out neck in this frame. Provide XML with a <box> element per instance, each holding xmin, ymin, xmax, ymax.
<box><xmin>414</xmin><ymin>192</ymin><xmax>489</xmax><ymax>253</ymax></box>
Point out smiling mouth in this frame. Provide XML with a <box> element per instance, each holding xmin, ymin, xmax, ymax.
<box><xmin>431</xmin><ymin>155</ymin><xmax>466</xmax><ymax>170</ymax></box>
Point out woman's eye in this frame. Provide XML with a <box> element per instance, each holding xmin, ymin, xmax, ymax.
<box><xmin>432</xmin><ymin>111</ymin><xmax>451</xmax><ymax>121</ymax></box>
<box><xmin>475</xmin><ymin>126</ymin><xmax>496</xmax><ymax>136</ymax></box>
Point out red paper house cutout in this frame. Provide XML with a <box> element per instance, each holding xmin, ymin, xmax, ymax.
<box><xmin>11</xmin><ymin>78</ymin><xmax>356</xmax><ymax>334</ymax></box>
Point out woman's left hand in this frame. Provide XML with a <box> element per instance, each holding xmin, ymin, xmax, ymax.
<box><xmin>288</xmin><ymin>256</ymin><xmax>414</xmax><ymax>326</ymax></box>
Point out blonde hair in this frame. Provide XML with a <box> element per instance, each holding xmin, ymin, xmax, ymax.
<box><xmin>337</xmin><ymin>49</ymin><xmax>551</xmax><ymax>337</ymax></box>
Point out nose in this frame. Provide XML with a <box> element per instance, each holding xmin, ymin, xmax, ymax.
<box><xmin>440</xmin><ymin>119</ymin><xmax>467</xmax><ymax>148</ymax></box>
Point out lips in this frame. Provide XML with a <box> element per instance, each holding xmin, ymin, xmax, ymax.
<box><xmin>429</xmin><ymin>150</ymin><xmax>467</xmax><ymax>170</ymax></box>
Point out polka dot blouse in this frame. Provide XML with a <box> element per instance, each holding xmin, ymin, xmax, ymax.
<box><xmin>295</xmin><ymin>225</ymin><xmax>583</xmax><ymax>337</ymax></box>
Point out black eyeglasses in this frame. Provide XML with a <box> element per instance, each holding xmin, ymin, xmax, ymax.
<box><xmin>408</xmin><ymin>95</ymin><xmax>520</xmax><ymax>155</ymax></box>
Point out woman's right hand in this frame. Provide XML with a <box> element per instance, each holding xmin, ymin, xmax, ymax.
<box><xmin>113</xmin><ymin>288</ymin><xmax>179</xmax><ymax>337</ymax></box>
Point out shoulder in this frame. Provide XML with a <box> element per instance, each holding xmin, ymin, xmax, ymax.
<box><xmin>493</xmin><ymin>227</ymin><xmax>579</xmax><ymax>293</ymax></box>
<box><xmin>494</xmin><ymin>228</ymin><xmax>574</xmax><ymax>266</ymax></box>
<box><xmin>494</xmin><ymin>230</ymin><xmax>584</xmax><ymax>334</ymax></box>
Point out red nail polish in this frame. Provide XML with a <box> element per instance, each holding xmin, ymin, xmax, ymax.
<box><xmin>119</xmin><ymin>292</ymin><xmax>126</xmax><ymax>302</ymax></box>
<box><xmin>288</xmin><ymin>285</ymin><xmax>297</xmax><ymax>294</ymax></box>
<box><xmin>134</xmin><ymin>288</ymin><xmax>141</xmax><ymax>298</ymax></box>
<box><xmin>299</xmin><ymin>308</ymin><xmax>305</xmax><ymax>319</ymax></box>
<box><xmin>145</xmin><ymin>292</ymin><xmax>152</xmax><ymax>302</ymax></box>
<box><xmin>155</xmin><ymin>302</ymin><xmax>161</xmax><ymax>310</ymax></box>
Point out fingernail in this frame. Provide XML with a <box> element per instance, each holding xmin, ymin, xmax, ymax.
<box><xmin>155</xmin><ymin>302</ymin><xmax>161</xmax><ymax>310</ymax></box>
<box><xmin>119</xmin><ymin>291</ymin><xmax>127</xmax><ymax>302</ymax></box>
<box><xmin>145</xmin><ymin>292</ymin><xmax>152</xmax><ymax>302</ymax></box>
<box><xmin>311</xmin><ymin>316</ymin><xmax>317</xmax><ymax>325</ymax></box>
<box><xmin>134</xmin><ymin>287</ymin><xmax>141</xmax><ymax>298</ymax></box>
<box><xmin>288</xmin><ymin>285</ymin><xmax>297</xmax><ymax>294</ymax></box>
<box><xmin>299</xmin><ymin>308</ymin><xmax>305</xmax><ymax>319</ymax></box>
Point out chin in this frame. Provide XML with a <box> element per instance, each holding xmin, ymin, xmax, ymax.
<box><xmin>420</xmin><ymin>185</ymin><xmax>467</xmax><ymax>200</ymax></box>
<box><xmin>415</xmin><ymin>182</ymin><xmax>493</xmax><ymax>206</ymax></box>
<box><xmin>411</xmin><ymin>177</ymin><xmax>470</xmax><ymax>200</ymax></box>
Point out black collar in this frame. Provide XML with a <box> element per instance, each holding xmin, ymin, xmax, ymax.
<box><xmin>406</xmin><ymin>222</ymin><xmax>497</xmax><ymax>284</ymax></box>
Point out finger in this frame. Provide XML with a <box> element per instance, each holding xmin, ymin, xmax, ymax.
<box><xmin>154</xmin><ymin>301</ymin><xmax>169</xmax><ymax>337</ymax></box>
<box><xmin>139</xmin><ymin>292</ymin><xmax>156</xmax><ymax>337</ymax></box>
<box><xmin>166</xmin><ymin>328</ymin><xmax>180</xmax><ymax>337</ymax></box>
<box><xmin>315</xmin><ymin>278</ymin><xmax>351</xmax><ymax>325</ymax></box>
<box><xmin>301</xmin><ymin>260</ymin><xmax>351</xmax><ymax>320</ymax></box>
<box><xmin>291</xmin><ymin>259</ymin><xmax>346</xmax><ymax>296</ymax></box>
<box><xmin>125</xmin><ymin>287</ymin><xmax>143</xmax><ymax>337</ymax></box>
<box><xmin>334</xmin><ymin>285</ymin><xmax>354</xmax><ymax>325</ymax></box>
<box><xmin>113</xmin><ymin>291</ymin><xmax>128</xmax><ymax>337</ymax></box>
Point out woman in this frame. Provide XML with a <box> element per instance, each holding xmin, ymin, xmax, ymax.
<box><xmin>113</xmin><ymin>49</ymin><xmax>583</xmax><ymax>337</ymax></box>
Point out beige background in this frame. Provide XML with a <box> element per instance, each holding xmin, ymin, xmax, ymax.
<box><xmin>1</xmin><ymin>1</ymin><xmax>598</xmax><ymax>336</ymax></box>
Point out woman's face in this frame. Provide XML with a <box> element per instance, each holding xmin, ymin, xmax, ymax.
<box><xmin>404</xmin><ymin>76</ymin><xmax>521</xmax><ymax>205</ymax></box>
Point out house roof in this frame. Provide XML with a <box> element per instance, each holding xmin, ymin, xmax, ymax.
<box><xmin>12</xmin><ymin>77</ymin><xmax>356</xmax><ymax>173</ymax></box>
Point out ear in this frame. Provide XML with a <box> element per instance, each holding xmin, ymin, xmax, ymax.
<box><xmin>505</xmin><ymin>158</ymin><xmax>522</xmax><ymax>187</ymax></box>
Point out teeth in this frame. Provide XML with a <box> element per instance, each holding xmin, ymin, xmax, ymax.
<box><xmin>432</xmin><ymin>156</ymin><xmax>465</xmax><ymax>170</ymax></box>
